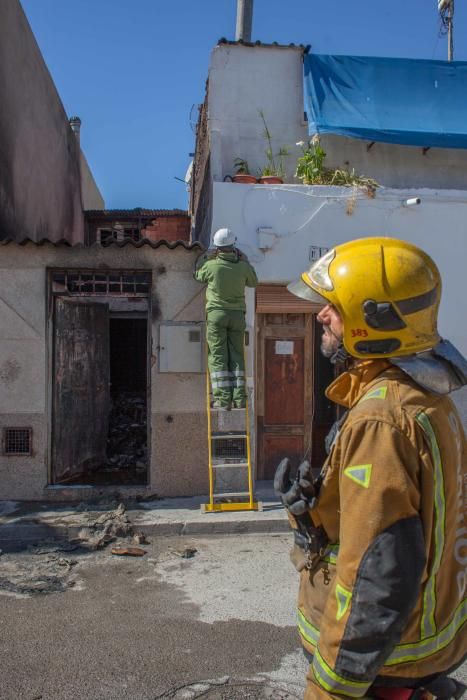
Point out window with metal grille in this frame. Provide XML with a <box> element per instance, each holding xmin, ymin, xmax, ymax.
<box><xmin>213</xmin><ymin>437</ymin><xmax>246</xmax><ymax>460</ymax></box>
<box><xmin>51</xmin><ymin>270</ymin><xmax>151</xmax><ymax>297</ymax></box>
<box><xmin>3</xmin><ymin>428</ymin><xmax>32</xmax><ymax>455</ymax></box>
<box><xmin>189</xmin><ymin>330</ymin><xmax>201</xmax><ymax>343</ymax></box>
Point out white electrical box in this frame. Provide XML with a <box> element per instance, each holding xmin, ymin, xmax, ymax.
<box><xmin>159</xmin><ymin>323</ymin><xmax>204</xmax><ymax>373</ymax></box>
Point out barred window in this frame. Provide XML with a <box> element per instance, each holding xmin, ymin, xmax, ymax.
<box><xmin>51</xmin><ymin>270</ymin><xmax>151</xmax><ymax>297</ymax></box>
<box><xmin>3</xmin><ymin>428</ymin><xmax>32</xmax><ymax>455</ymax></box>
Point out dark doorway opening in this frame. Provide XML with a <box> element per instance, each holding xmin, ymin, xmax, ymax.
<box><xmin>52</xmin><ymin>304</ymin><xmax>149</xmax><ymax>486</ymax></box>
<box><xmin>105</xmin><ymin>317</ymin><xmax>148</xmax><ymax>485</ymax></box>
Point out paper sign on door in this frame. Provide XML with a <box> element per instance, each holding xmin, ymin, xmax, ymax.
<box><xmin>275</xmin><ymin>340</ymin><xmax>294</xmax><ymax>355</ymax></box>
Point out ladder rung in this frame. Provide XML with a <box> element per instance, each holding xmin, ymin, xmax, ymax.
<box><xmin>212</xmin><ymin>462</ymin><xmax>248</xmax><ymax>469</ymax></box>
<box><xmin>213</xmin><ymin>491</ymin><xmax>251</xmax><ymax>498</ymax></box>
<box><xmin>211</xmin><ymin>432</ymin><xmax>247</xmax><ymax>439</ymax></box>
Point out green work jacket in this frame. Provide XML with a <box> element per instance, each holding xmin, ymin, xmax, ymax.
<box><xmin>194</xmin><ymin>250</ymin><xmax>258</xmax><ymax>311</ymax></box>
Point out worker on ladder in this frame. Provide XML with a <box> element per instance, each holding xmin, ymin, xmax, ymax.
<box><xmin>194</xmin><ymin>228</ymin><xmax>258</xmax><ymax>410</ymax></box>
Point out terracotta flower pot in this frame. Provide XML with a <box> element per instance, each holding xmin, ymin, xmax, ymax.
<box><xmin>232</xmin><ymin>174</ymin><xmax>258</xmax><ymax>184</ymax></box>
<box><xmin>258</xmin><ymin>176</ymin><xmax>283</xmax><ymax>184</ymax></box>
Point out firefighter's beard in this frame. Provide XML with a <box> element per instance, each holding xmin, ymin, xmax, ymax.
<box><xmin>320</xmin><ymin>325</ymin><xmax>343</xmax><ymax>358</ymax></box>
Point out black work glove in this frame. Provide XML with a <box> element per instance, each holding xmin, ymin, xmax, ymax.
<box><xmin>274</xmin><ymin>458</ymin><xmax>317</xmax><ymax>516</ymax></box>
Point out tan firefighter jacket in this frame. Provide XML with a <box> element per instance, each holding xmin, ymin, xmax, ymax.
<box><xmin>293</xmin><ymin>360</ymin><xmax>466</xmax><ymax>699</ymax></box>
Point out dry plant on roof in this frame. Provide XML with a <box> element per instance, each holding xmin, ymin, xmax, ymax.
<box><xmin>295</xmin><ymin>135</ymin><xmax>379</xmax><ymax>199</ymax></box>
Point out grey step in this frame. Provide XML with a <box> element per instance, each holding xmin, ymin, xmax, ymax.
<box><xmin>211</xmin><ymin>432</ymin><xmax>247</xmax><ymax>439</ymax></box>
<box><xmin>211</xmin><ymin>410</ymin><xmax>246</xmax><ymax>433</ymax></box>
<box><xmin>212</xmin><ymin>462</ymin><xmax>248</xmax><ymax>469</ymax></box>
<box><xmin>213</xmin><ymin>491</ymin><xmax>251</xmax><ymax>498</ymax></box>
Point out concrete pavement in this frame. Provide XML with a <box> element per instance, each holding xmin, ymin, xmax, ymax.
<box><xmin>1</xmin><ymin>533</ymin><xmax>306</xmax><ymax>700</ymax></box>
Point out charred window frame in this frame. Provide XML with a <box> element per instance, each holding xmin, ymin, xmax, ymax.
<box><xmin>97</xmin><ymin>227</ymin><xmax>141</xmax><ymax>244</ymax></box>
<box><xmin>51</xmin><ymin>270</ymin><xmax>151</xmax><ymax>297</ymax></box>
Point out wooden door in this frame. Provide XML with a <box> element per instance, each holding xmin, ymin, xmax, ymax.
<box><xmin>52</xmin><ymin>298</ymin><xmax>110</xmax><ymax>483</ymax></box>
<box><xmin>257</xmin><ymin>313</ymin><xmax>313</xmax><ymax>480</ymax></box>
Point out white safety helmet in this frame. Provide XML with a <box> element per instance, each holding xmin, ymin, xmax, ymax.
<box><xmin>213</xmin><ymin>228</ymin><xmax>237</xmax><ymax>248</ymax></box>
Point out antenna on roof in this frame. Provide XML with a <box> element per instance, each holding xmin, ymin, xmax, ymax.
<box><xmin>438</xmin><ymin>0</ymin><xmax>454</xmax><ymax>61</ymax></box>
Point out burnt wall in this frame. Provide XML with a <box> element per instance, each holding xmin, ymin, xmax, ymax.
<box><xmin>190</xmin><ymin>90</ymin><xmax>212</xmax><ymax>245</ymax></box>
<box><xmin>0</xmin><ymin>1</ymin><xmax>85</xmax><ymax>243</ymax></box>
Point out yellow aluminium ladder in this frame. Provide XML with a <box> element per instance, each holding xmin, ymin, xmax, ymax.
<box><xmin>201</xmin><ymin>347</ymin><xmax>262</xmax><ymax>513</ymax></box>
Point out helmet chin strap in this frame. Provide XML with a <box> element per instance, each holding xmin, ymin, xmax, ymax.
<box><xmin>330</xmin><ymin>343</ymin><xmax>350</xmax><ymax>365</ymax></box>
<box><xmin>326</xmin><ymin>326</ymin><xmax>350</xmax><ymax>365</ymax></box>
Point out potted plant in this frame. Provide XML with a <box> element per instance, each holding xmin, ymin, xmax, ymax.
<box><xmin>258</xmin><ymin>111</ymin><xmax>289</xmax><ymax>184</ymax></box>
<box><xmin>232</xmin><ymin>158</ymin><xmax>258</xmax><ymax>184</ymax></box>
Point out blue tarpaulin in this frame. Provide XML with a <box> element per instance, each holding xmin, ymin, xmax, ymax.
<box><xmin>304</xmin><ymin>54</ymin><xmax>467</xmax><ymax>149</ymax></box>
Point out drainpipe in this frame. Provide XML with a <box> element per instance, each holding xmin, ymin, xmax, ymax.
<box><xmin>235</xmin><ymin>0</ymin><xmax>253</xmax><ymax>42</ymax></box>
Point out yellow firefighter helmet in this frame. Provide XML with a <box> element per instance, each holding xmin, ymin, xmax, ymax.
<box><xmin>287</xmin><ymin>237</ymin><xmax>441</xmax><ymax>359</ymax></box>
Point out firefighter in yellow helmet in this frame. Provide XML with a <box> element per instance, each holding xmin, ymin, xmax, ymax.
<box><xmin>275</xmin><ymin>238</ymin><xmax>467</xmax><ymax>700</ymax></box>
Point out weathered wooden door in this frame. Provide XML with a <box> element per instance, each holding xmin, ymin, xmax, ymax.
<box><xmin>256</xmin><ymin>313</ymin><xmax>313</xmax><ymax>480</ymax></box>
<box><xmin>52</xmin><ymin>298</ymin><xmax>110</xmax><ymax>483</ymax></box>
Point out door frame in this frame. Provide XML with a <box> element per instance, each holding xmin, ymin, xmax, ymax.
<box><xmin>255</xmin><ymin>312</ymin><xmax>314</xmax><ymax>480</ymax></box>
<box><xmin>46</xmin><ymin>268</ymin><xmax>153</xmax><ymax>486</ymax></box>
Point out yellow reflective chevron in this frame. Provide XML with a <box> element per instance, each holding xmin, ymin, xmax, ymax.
<box><xmin>416</xmin><ymin>411</ymin><xmax>446</xmax><ymax>640</ymax></box>
<box><xmin>360</xmin><ymin>385</ymin><xmax>388</xmax><ymax>402</ymax></box>
<box><xmin>344</xmin><ymin>464</ymin><xmax>372</xmax><ymax>489</ymax></box>
<box><xmin>336</xmin><ymin>583</ymin><xmax>352</xmax><ymax>620</ymax></box>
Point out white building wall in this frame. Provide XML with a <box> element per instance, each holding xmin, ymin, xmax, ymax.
<box><xmin>206</xmin><ymin>44</ymin><xmax>467</xmax><ymax>190</ymax></box>
<box><xmin>211</xmin><ymin>181</ymin><xmax>467</xmax><ymax>419</ymax></box>
<box><xmin>208</xmin><ymin>44</ymin><xmax>308</xmax><ymax>182</ymax></box>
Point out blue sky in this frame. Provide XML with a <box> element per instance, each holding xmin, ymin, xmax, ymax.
<box><xmin>21</xmin><ymin>0</ymin><xmax>466</xmax><ymax>210</ymax></box>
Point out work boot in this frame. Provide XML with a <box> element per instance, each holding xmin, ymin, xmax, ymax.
<box><xmin>211</xmin><ymin>400</ymin><xmax>231</xmax><ymax>411</ymax></box>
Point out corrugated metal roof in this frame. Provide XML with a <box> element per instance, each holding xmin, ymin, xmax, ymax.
<box><xmin>217</xmin><ymin>38</ymin><xmax>310</xmax><ymax>52</ymax></box>
<box><xmin>0</xmin><ymin>237</ymin><xmax>203</xmax><ymax>250</ymax></box>
<box><xmin>85</xmin><ymin>208</ymin><xmax>189</xmax><ymax>217</ymax></box>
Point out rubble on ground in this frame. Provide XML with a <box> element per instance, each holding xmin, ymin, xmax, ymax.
<box><xmin>106</xmin><ymin>391</ymin><xmax>147</xmax><ymax>474</ymax></box>
<box><xmin>0</xmin><ymin>544</ymin><xmax>80</xmax><ymax>597</ymax></box>
<box><xmin>74</xmin><ymin>503</ymin><xmax>133</xmax><ymax>550</ymax></box>
<box><xmin>111</xmin><ymin>546</ymin><xmax>146</xmax><ymax>557</ymax></box>
<box><xmin>172</xmin><ymin>546</ymin><xmax>198</xmax><ymax>559</ymax></box>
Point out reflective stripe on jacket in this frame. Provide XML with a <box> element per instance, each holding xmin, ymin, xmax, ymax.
<box><xmin>297</xmin><ymin>360</ymin><xmax>466</xmax><ymax>699</ymax></box>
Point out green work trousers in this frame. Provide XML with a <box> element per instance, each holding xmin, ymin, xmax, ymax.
<box><xmin>206</xmin><ymin>309</ymin><xmax>246</xmax><ymax>406</ymax></box>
